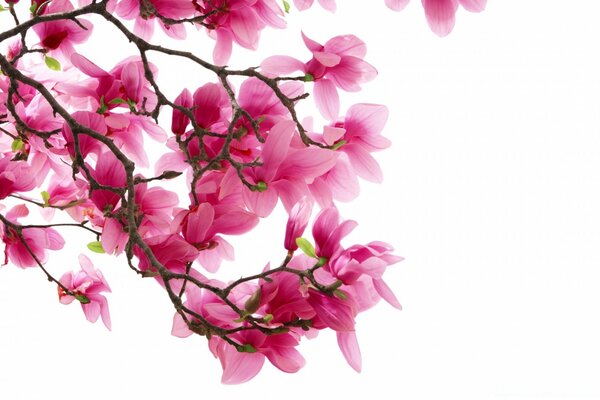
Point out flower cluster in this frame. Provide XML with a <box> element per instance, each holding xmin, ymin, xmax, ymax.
<box><xmin>0</xmin><ymin>0</ymin><xmax>485</xmax><ymax>384</ymax></box>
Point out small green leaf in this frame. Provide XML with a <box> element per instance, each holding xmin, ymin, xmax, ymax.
<box><xmin>0</xmin><ymin>5</ymin><xmax>7</xmax><ymax>12</ymax></box>
<box><xmin>282</xmin><ymin>0</ymin><xmax>290</xmax><ymax>13</ymax></box>
<box><xmin>127</xmin><ymin>99</ymin><xmax>137</xmax><ymax>112</ymax></box>
<box><xmin>316</xmin><ymin>256</ymin><xmax>327</xmax><ymax>267</ymax></box>
<box><xmin>263</xmin><ymin>314</ymin><xmax>274</xmax><ymax>323</ymax></box>
<box><xmin>333</xmin><ymin>289</ymin><xmax>347</xmax><ymax>300</ymax></box>
<box><xmin>11</xmin><ymin>138</ymin><xmax>23</xmax><ymax>151</ymax></box>
<box><xmin>108</xmin><ymin>98</ymin><xmax>127</xmax><ymax>105</ymax></box>
<box><xmin>238</xmin><ymin>343</ymin><xmax>257</xmax><ymax>353</ymax></box>
<box><xmin>304</xmin><ymin>73</ymin><xmax>314</xmax><ymax>82</ymax></box>
<box><xmin>75</xmin><ymin>294</ymin><xmax>90</xmax><ymax>304</ymax></box>
<box><xmin>40</xmin><ymin>191</ymin><xmax>50</xmax><ymax>206</ymax></box>
<box><xmin>44</xmin><ymin>56</ymin><xmax>61</xmax><ymax>71</ymax></box>
<box><xmin>29</xmin><ymin>3</ymin><xmax>37</xmax><ymax>14</ymax></box>
<box><xmin>255</xmin><ymin>181</ymin><xmax>268</xmax><ymax>192</ymax></box>
<box><xmin>296</xmin><ymin>237</ymin><xmax>317</xmax><ymax>258</ymax></box>
<box><xmin>331</xmin><ymin>140</ymin><xmax>347</xmax><ymax>151</ymax></box>
<box><xmin>87</xmin><ymin>241</ymin><xmax>105</xmax><ymax>254</ymax></box>
<box><xmin>96</xmin><ymin>96</ymin><xmax>108</xmax><ymax>114</ymax></box>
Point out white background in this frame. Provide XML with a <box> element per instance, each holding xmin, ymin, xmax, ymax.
<box><xmin>1</xmin><ymin>1</ymin><xmax>600</xmax><ymax>399</ymax></box>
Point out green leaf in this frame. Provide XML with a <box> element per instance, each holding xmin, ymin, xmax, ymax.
<box><xmin>304</xmin><ymin>73</ymin><xmax>314</xmax><ymax>82</ymax></box>
<box><xmin>238</xmin><ymin>343</ymin><xmax>257</xmax><ymax>353</ymax></box>
<box><xmin>333</xmin><ymin>289</ymin><xmax>347</xmax><ymax>300</ymax></box>
<box><xmin>87</xmin><ymin>241</ymin><xmax>105</xmax><ymax>254</ymax></box>
<box><xmin>263</xmin><ymin>314</ymin><xmax>274</xmax><ymax>323</ymax></box>
<box><xmin>29</xmin><ymin>3</ymin><xmax>37</xmax><ymax>14</ymax></box>
<box><xmin>75</xmin><ymin>294</ymin><xmax>91</xmax><ymax>304</ymax></box>
<box><xmin>44</xmin><ymin>56</ymin><xmax>61</xmax><ymax>71</ymax></box>
<box><xmin>11</xmin><ymin>138</ymin><xmax>23</xmax><ymax>152</ymax></box>
<box><xmin>0</xmin><ymin>5</ymin><xmax>7</xmax><ymax>12</ymax></box>
<box><xmin>282</xmin><ymin>0</ymin><xmax>290</xmax><ymax>13</ymax></box>
<box><xmin>108</xmin><ymin>98</ymin><xmax>127</xmax><ymax>105</ymax></box>
<box><xmin>40</xmin><ymin>191</ymin><xmax>50</xmax><ymax>206</ymax></box>
<box><xmin>96</xmin><ymin>96</ymin><xmax>108</xmax><ymax>114</ymax></box>
<box><xmin>331</xmin><ymin>140</ymin><xmax>347</xmax><ymax>151</ymax></box>
<box><xmin>255</xmin><ymin>181</ymin><xmax>268</xmax><ymax>192</ymax></box>
<box><xmin>296</xmin><ymin>237</ymin><xmax>317</xmax><ymax>258</ymax></box>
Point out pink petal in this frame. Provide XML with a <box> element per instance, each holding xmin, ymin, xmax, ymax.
<box><xmin>264</xmin><ymin>345</ymin><xmax>306</xmax><ymax>373</ymax></box>
<box><xmin>230</xmin><ymin>7</ymin><xmax>259</xmax><ymax>50</ymax></box>
<box><xmin>261</xmin><ymin>120</ymin><xmax>296</xmax><ymax>181</ymax></box>
<box><xmin>459</xmin><ymin>0</ymin><xmax>486</xmax><ymax>12</ymax></box>
<box><xmin>317</xmin><ymin>0</ymin><xmax>336</xmax><ymax>12</ymax></box>
<box><xmin>101</xmin><ymin>217</ymin><xmax>126</xmax><ymax>255</ymax></box>
<box><xmin>422</xmin><ymin>0</ymin><xmax>459</xmax><ymax>37</ymax></box>
<box><xmin>171</xmin><ymin>313</ymin><xmax>193</xmax><ymax>338</ymax></box>
<box><xmin>346</xmin><ymin>103</ymin><xmax>389</xmax><ymax>141</ymax></box>
<box><xmin>243</xmin><ymin>187</ymin><xmax>279</xmax><ymax>218</ymax></box>
<box><xmin>324</xmin><ymin>35</ymin><xmax>367</xmax><ymax>58</ymax></box>
<box><xmin>213</xmin><ymin>29</ymin><xmax>233</xmax><ymax>66</ymax></box>
<box><xmin>314</xmin><ymin>51</ymin><xmax>341</xmax><ymax>67</ymax></box>
<box><xmin>344</xmin><ymin>144</ymin><xmax>384</xmax><ymax>183</ymax></box>
<box><xmin>260</xmin><ymin>56</ymin><xmax>306</xmax><ymax>76</ymax></box>
<box><xmin>373</xmin><ymin>278</ymin><xmax>402</xmax><ymax>309</ymax></box>
<box><xmin>337</xmin><ymin>331</ymin><xmax>362</xmax><ymax>372</ymax></box>
<box><xmin>324</xmin><ymin>158</ymin><xmax>360</xmax><ymax>201</ymax></box>
<box><xmin>71</xmin><ymin>53</ymin><xmax>108</xmax><ymax>77</ymax></box>
<box><xmin>185</xmin><ymin>203</ymin><xmax>215</xmax><ymax>244</ymax></box>
<box><xmin>294</xmin><ymin>0</ymin><xmax>314</xmax><ymax>11</ymax></box>
<box><xmin>385</xmin><ymin>0</ymin><xmax>411</xmax><ymax>11</ymax></box>
<box><xmin>314</xmin><ymin>79</ymin><xmax>339</xmax><ymax>121</ymax></box>
<box><xmin>219</xmin><ymin>344</ymin><xmax>265</xmax><ymax>384</ymax></box>
<box><xmin>278</xmin><ymin>147</ymin><xmax>337</xmax><ymax>180</ymax></box>
<box><xmin>323</xmin><ymin>125</ymin><xmax>345</xmax><ymax>146</ymax></box>
<box><xmin>301</xmin><ymin>31</ymin><xmax>323</xmax><ymax>53</ymax></box>
<box><xmin>307</xmin><ymin>289</ymin><xmax>356</xmax><ymax>332</ymax></box>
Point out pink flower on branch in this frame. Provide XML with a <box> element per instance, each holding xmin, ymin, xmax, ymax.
<box><xmin>1</xmin><ymin>205</ymin><xmax>65</xmax><ymax>269</ymax></box>
<box><xmin>32</xmin><ymin>0</ymin><xmax>94</xmax><ymax>59</ymax></box>
<box><xmin>261</xmin><ymin>33</ymin><xmax>377</xmax><ymax>121</ymax></box>
<box><xmin>58</xmin><ymin>254</ymin><xmax>112</xmax><ymax>330</ymax></box>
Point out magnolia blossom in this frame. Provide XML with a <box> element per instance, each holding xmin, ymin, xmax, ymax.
<box><xmin>59</xmin><ymin>254</ymin><xmax>112</xmax><ymax>330</ymax></box>
<box><xmin>1</xmin><ymin>205</ymin><xmax>65</xmax><ymax>268</ymax></box>
<box><xmin>261</xmin><ymin>33</ymin><xmax>377</xmax><ymax>121</ymax></box>
<box><xmin>32</xmin><ymin>0</ymin><xmax>93</xmax><ymax>59</ymax></box>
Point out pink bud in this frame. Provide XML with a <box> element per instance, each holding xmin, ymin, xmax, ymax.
<box><xmin>284</xmin><ymin>197</ymin><xmax>313</xmax><ymax>251</ymax></box>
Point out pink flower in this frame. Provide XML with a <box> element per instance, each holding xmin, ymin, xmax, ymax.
<box><xmin>261</xmin><ymin>33</ymin><xmax>376</xmax><ymax>120</ymax></box>
<box><xmin>306</xmin><ymin>288</ymin><xmax>357</xmax><ymax>332</ymax></box>
<box><xmin>58</xmin><ymin>254</ymin><xmax>112</xmax><ymax>330</ymax></box>
<box><xmin>309</xmin><ymin>103</ymin><xmax>391</xmax><ymax>204</ymax></box>
<box><xmin>208</xmin><ymin>331</ymin><xmax>305</xmax><ymax>384</ymax></box>
<box><xmin>312</xmin><ymin>206</ymin><xmax>356</xmax><ymax>260</ymax></box>
<box><xmin>101</xmin><ymin>181</ymin><xmax>179</xmax><ymax>255</ymax></box>
<box><xmin>32</xmin><ymin>0</ymin><xmax>93</xmax><ymax>59</ymax></box>
<box><xmin>242</xmin><ymin>120</ymin><xmax>337</xmax><ymax>217</ymax></box>
<box><xmin>197</xmin><ymin>0</ymin><xmax>286</xmax><ymax>65</ymax></box>
<box><xmin>172</xmin><ymin>283</ymin><xmax>306</xmax><ymax>384</ymax></box>
<box><xmin>1</xmin><ymin>205</ymin><xmax>65</xmax><ymax>268</ymax></box>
